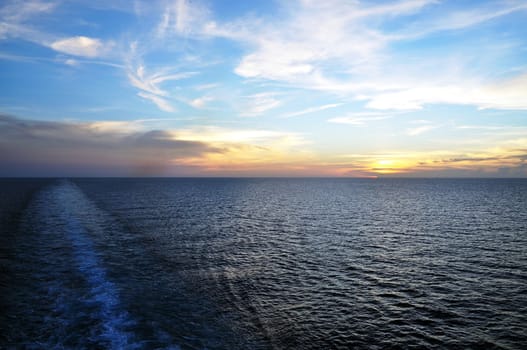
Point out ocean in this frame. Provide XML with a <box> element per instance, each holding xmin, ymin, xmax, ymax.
<box><xmin>1</xmin><ymin>178</ymin><xmax>526</xmax><ymax>349</ymax></box>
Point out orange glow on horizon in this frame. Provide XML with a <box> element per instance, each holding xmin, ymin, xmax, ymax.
<box><xmin>160</xmin><ymin>128</ymin><xmax>527</xmax><ymax>177</ymax></box>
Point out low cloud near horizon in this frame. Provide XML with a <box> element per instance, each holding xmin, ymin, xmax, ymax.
<box><xmin>0</xmin><ymin>115</ymin><xmax>221</xmax><ymax>176</ymax></box>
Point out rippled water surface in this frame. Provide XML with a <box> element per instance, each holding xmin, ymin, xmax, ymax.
<box><xmin>1</xmin><ymin>178</ymin><xmax>527</xmax><ymax>349</ymax></box>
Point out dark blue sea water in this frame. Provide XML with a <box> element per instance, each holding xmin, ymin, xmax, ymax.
<box><xmin>1</xmin><ymin>178</ymin><xmax>526</xmax><ymax>349</ymax></box>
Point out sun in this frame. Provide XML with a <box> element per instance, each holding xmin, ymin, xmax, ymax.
<box><xmin>371</xmin><ymin>158</ymin><xmax>414</xmax><ymax>175</ymax></box>
<box><xmin>376</xmin><ymin>159</ymin><xmax>394</xmax><ymax>166</ymax></box>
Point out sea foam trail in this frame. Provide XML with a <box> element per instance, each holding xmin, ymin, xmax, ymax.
<box><xmin>60</xmin><ymin>201</ymin><xmax>135</xmax><ymax>347</ymax></box>
<box><xmin>50</xmin><ymin>181</ymin><xmax>142</xmax><ymax>348</ymax></box>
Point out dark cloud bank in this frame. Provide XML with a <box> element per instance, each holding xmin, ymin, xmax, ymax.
<box><xmin>0</xmin><ymin>115</ymin><xmax>220</xmax><ymax>176</ymax></box>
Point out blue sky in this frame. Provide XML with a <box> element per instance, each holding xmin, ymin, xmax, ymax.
<box><xmin>1</xmin><ymin>0</ymin><xmax>526</xmax><ymax>176</ymax></box>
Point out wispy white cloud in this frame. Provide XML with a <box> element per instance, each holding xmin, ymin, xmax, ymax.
<box><xmin>0</xmin><ymin>49</ymin><xmax>123</xmax><ymax>69</ymax></box>
<box><xmin>456</xmin><ymin>125</ymin><xmax>510</xmax><ymax>131</ymax></box>
<box><xmin>127</xmin><ymin>64</ymin><xmax>197</xmax><ymax>96</ymax></box>
<box><xmin>0</xmin><ymin>0</ymin><xmax>56</xmax><ymax>29</ymax></box>
<box><xmin>406</xmin><ymin>124</ymin><xmax>439</xmax><ymax>136</ymax></box>
<box><xmin>189</xmin><ymin>96</ymin><xmax>214</xmax><ymax>109</ymax></box>
<box><xmin>477</xmin><ymin>73</ymin><xmax>527</xmax><ymax>110</ymax></box>
<box><xmin>0</xmin><ymin>0</ymin><xmax>56</xmax><ymax>42</ymax></box>
<box><xmin>454</xmin><ymin>125</ymin><xmax>527</xmax><ymax>138</ymax></box>
<box><xmin>126</xmin><ymin>60</ymin><xmax>198</xmax><ymax>112</ymax></box>
<box><xmin>156</xmin><ymin>0</ymin><xmax>210</xmax><ymax>38</ymax></box>
<box><xmin>0</xmin><ymin>0</ymin><xmax>57</xmax><ymax>39</ymax></box>
<box><xmin>365</xmin><ymin>73</ymin><xmax>527</xmax><ymax>110</ymax></box>
<box><xmin>194</xmin><ymin>83</ymin><xmax>219</xmax><ymax>91</ymax></box>
<box><xmin>396</xmin><ymin>2</ymin><xmax>527</xmax><ymax>39</ymax></box>
<box><xmin>240</xmin><ymin>92</ymin><xmax>282</xmax><ymax>117</ymax></box>
<box><xmin>63</xmin><ymin>58</ymin><xmax>79</xmax><ymax>66</ymax></box>
<box><xmin>409</xmin><ymin>119</ymin><xmax>432</xmax><ymax>124</ymax></box>
<box><xmin>282</xmin><ymin>103</ymin><xmax>343</xmax><ymax>118</ymax></box>
<box><xmin>0</xmin><ymin>51</ymin><xmax>48</xmax><ymax>62</ymax></box>
<box><xmin>56</xmin><ymin>56</ymin><xmax>124</xmax><ymax>68</ymax></box>
<box><xmin>328</xmin><ymin>112</ymin><xmax>392</xmax><ymax>125</ymax></box>
<box><xmin>137</xmin><ymin>92</ymin><xmax>175</xmax><ymax>112</ymax></box>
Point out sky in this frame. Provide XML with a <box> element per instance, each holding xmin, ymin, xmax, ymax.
<box><xmin>1</xmin><ymin>0</ymin><xmax>526</xmax><ymax>177</ymax></box>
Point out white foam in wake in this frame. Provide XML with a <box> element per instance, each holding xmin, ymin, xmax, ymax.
<box><xmin>53</xmin><ymin>182</ymin><xmax>142</xmax><ymax>349</ymax></box>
